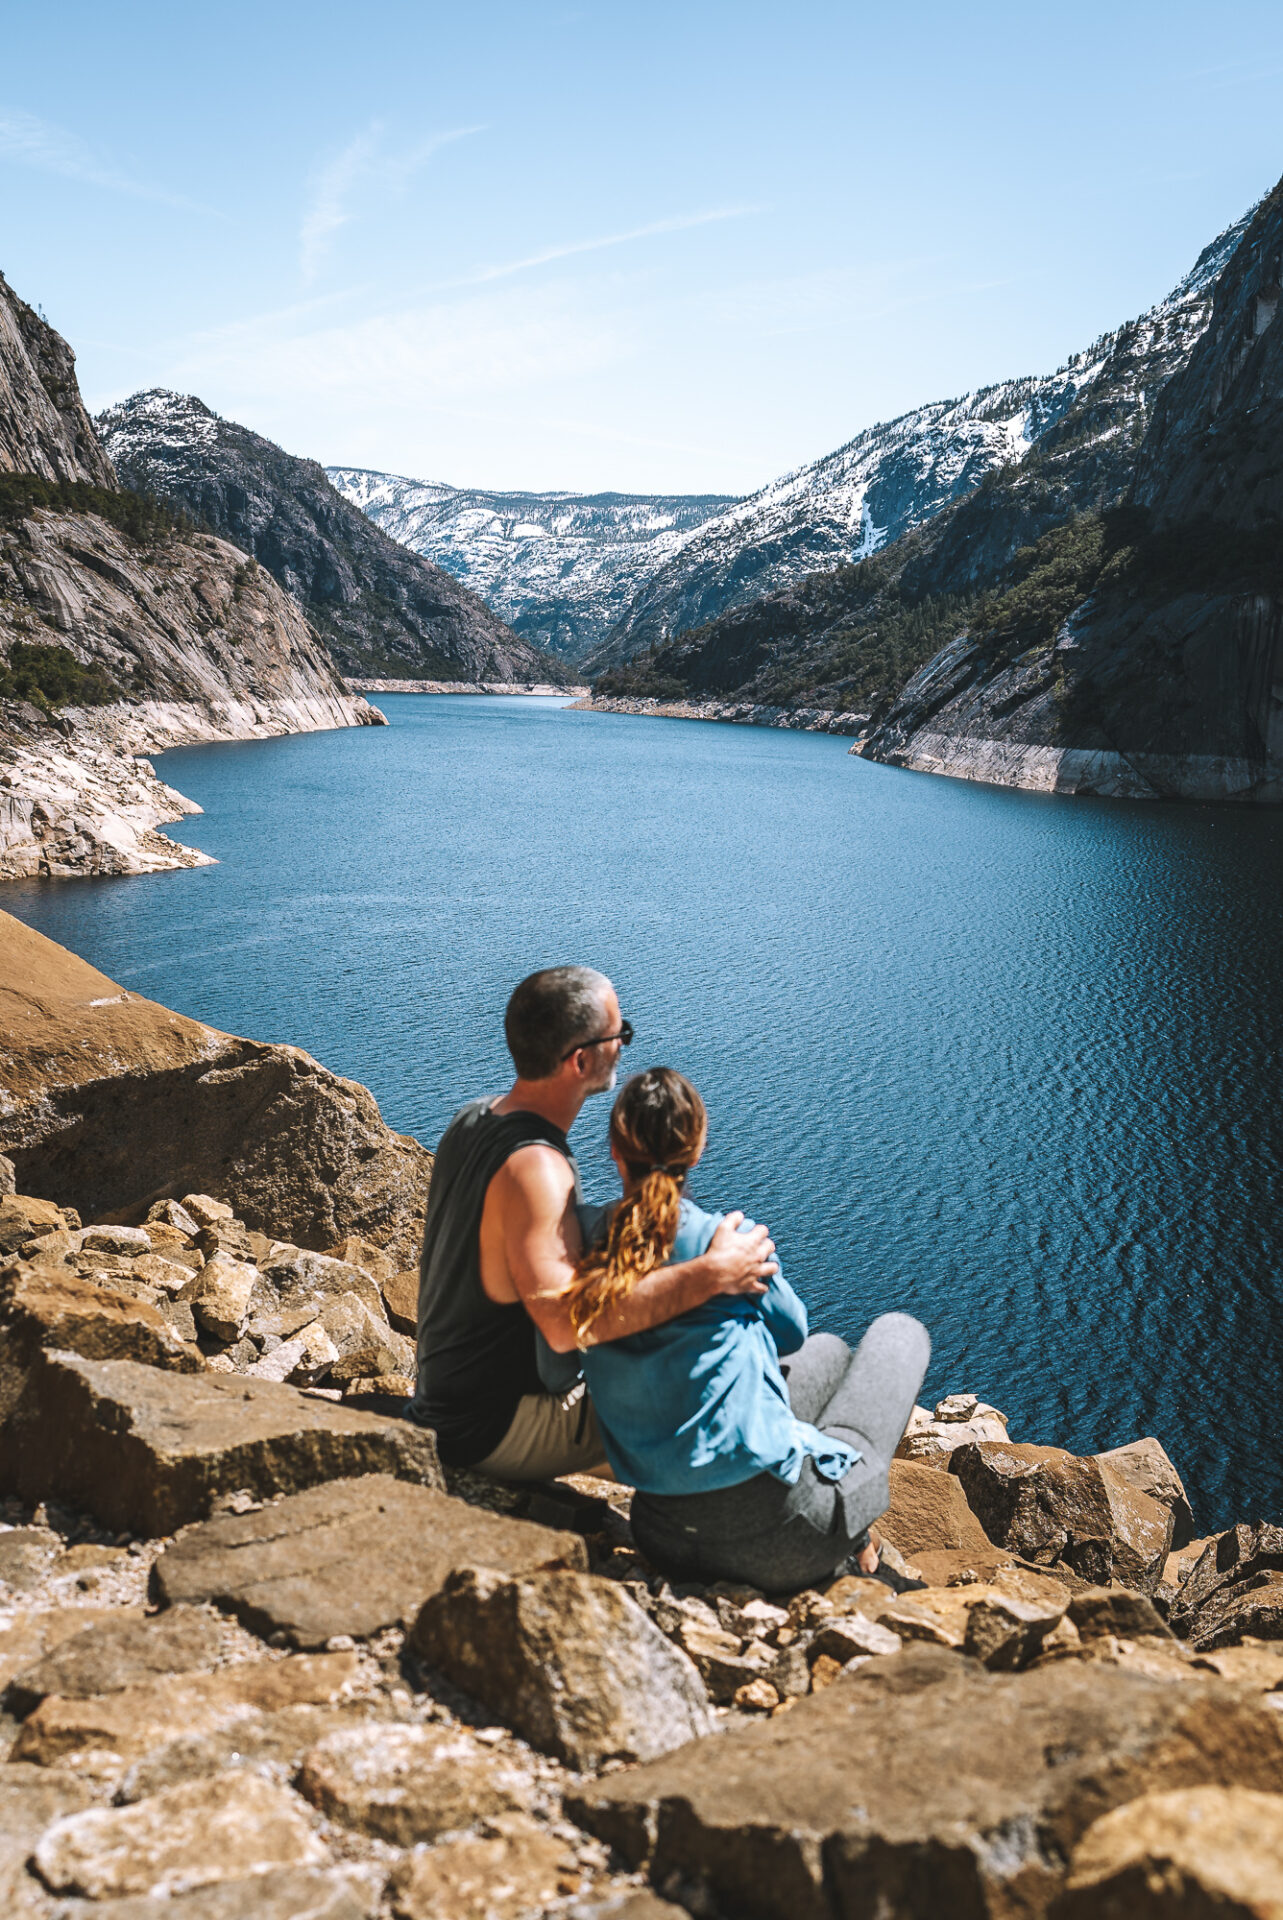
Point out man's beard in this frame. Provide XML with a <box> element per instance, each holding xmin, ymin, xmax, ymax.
<box><xmin>586</xmin><ymin>1063</ymin><xmax>618</xmax><ymax>1097</ymax></box>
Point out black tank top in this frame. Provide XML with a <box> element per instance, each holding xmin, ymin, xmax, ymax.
<box><xmin>410</xmin><ymin>1099</ymin><xmax>581</xmax><ymax>1466</ymax></box>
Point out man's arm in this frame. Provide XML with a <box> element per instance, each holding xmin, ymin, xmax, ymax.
<box><xmin>492</xmin><ymin>1147</ymin><xmax>777</xmax><ymax>1353</ymax></box>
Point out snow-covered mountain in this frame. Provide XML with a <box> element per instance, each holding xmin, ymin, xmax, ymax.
<box><xmin>590</xmin><ymin>213</ymin><xmax>1250</xmax><ymax>669</ymax></box>
<box><xmin>323</xmin><ymin>473</ymin><xmax>736</xmax><ymax>659</ymax></box>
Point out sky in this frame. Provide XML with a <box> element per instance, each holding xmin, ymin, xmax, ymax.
<box><xmin>3</xmin><ymin>2</ymin><xmax>1282</xmax><ymax>496</ymax></box>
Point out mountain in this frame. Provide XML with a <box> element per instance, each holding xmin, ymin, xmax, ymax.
<box><xmin>325</xmin><ymin>469</ymin><xmax>737</xmax><ymax>660</ymax></box>
<box><xmin>0</xmin><ymin>273</ymin><xmax>381</xmax><ymax>880</ymax></box>
<box><xmin>99</xmin><ymin>392</ymin><xmax>567</xmax><ymax>685</ymax></box>
<box><xmin>590</xmin><ymin>217</ymin><xmax>1250</xmax><ymax>675</ymax></box>
<box><xmin>858</xmin><ymin>183</ymin><xmax>1283</xmax><ymax>799</ymax></box>
<box><xmin>587</xmin><ymin>198</ymin><xmax>1283</xmax><ymax>800</ymax></box>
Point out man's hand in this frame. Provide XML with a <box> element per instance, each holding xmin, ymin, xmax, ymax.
<box><xmin>703</xmin><ymin>1212</ymin><xmax>776</xmax><ymax>1297</ymax></box>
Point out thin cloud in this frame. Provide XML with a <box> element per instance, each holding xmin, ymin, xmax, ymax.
<box><xmin>0</xmin><ymin>107</ymin><xmax>211</xmax><ymax>211</ymax></box>
<box><xmin>300</xmin><ymin>123</ymin><xmax>483</xmax><ymax>282</ymax></box>
<box><xmin>467</xmin><ymin>206</ymin><xmax>763</xmax><ymax>285</ymax></box>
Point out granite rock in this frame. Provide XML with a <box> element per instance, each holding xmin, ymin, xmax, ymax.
<box><xmin>0</xmin><ymin>1263</ymin><xmax>201</xmax><ymax>1424</ymax></box>
<box><xmin>298</xmin><ymin>1722</ymin><xmax>532</xmax><ymax>1843</ymax></box>
<box><xmin>1055</xmin><ymin>1785</ymin><xmax>1283</xmax><ymax>1919</ymax></box>
<box><xmin>5</xmin><ymin>1604</ymin><xmax>225</xmax><ymax>1716</ymax></box>
<box><xmin>1095</xmin><ymin>1437</ymin><xmax>1195</xmax><ymax>1550</ymax></box>
<box><xmin>70</xmin><ymin>1866</ymin><xmax>372</xmax><ymax>1920</ymax></box>
<box><xmin>951</xmin><ymin>1441</ymin><xmax>1174</xmax><ymax>1591</ymax></box>
<box><xmin>0</xmin><ymin>1351</ymin><xmax>441</xmax><ymax>1535</ymax></box>
<box><xmin>1170</xmin><ymin>1523</ymin><xmax>1283</xmax><ymax>1651</ymax></box>
<box><xmin>12</xmin><ymin>1651</ymin><xmax>358</xmax><ymax>1767</ymax></box>
<box><xmin>412</xmin><ymin>1567</ymin><xmax>716</xmax><ymax>1769</ymax></box>
<box><xmin>32</xmin><ymin>1768</ymin><xmax>325</xmax><ymax>1898</ymax></box>
<box><xmin>569</xmin><ymin>1645</ymin><xmax>1283</xmax><ymax>1920</ymax></box>
<box><xmin>152</xmin><ymin>1474</ymin><xmax>586</xmax><ymax>1647</ymax></box>
<box><xmin>388</xmin><ymin>1813</ymin><xmax>583</xmax><ymax>1920</ymax></box>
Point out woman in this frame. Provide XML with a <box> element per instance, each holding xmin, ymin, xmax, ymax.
<box><xmin>568</xmin><ymin>1067</ymin><xmax>930</xmax><ymax>1593</ymax></box>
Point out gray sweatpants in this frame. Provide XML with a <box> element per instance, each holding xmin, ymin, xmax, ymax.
<box><xmin>629</xmin><ymin>1313</ymin><xmax>930</xmax><ymax>1593</ymax></box>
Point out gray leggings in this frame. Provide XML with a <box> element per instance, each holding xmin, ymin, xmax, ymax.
<box><xmin>629</xmin><ymin>1313</ymin><xmax>930</xmax><ymax>1593</ymax></box>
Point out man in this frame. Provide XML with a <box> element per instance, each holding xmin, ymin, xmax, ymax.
<box><xmin>408</xmin><ymin>965</ymin><xmax>777</xmax><ymax>1481</ymax></box>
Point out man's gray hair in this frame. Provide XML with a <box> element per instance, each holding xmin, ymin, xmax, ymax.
<box><xmin>504</xmin><ymin>966</ymin><xmax>612</xmax><ymax>1080</ymax></box>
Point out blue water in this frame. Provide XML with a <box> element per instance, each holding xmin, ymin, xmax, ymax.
<box><xmin>9</xmin><ymin>695</ymin><xmax>1283</xmax><ymax>1531</ymax></box>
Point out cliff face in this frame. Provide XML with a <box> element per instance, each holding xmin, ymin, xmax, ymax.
<box><xmin>0</xmin><ymin>273</ymin><xmax>115</xmax><ymax>487</ymax></box>
<box><xmin>100</xmin><ymin>391</ymin><xmax>568</xmax><ymax>684</ymax></box>
<box><xmin>0</xmin><ymin>277</ymin><xmax>384</xmax><ymax>880</ymax></box>
<box><xmin>328</xmin><ymin>468</ymin><xmax>736</xmax><ymax>660</ymax></box>
<box><xmin>859</xmin><ymin>183</ymin><xmax>1283</xmax><ymax>801</ymax></box>
<box><xmin>587</xmin><ymin>195</ymin><xmax>1283</xmax><ymax>801</ymax></box>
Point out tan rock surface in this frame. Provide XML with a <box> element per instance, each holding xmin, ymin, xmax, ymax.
<box><xmin>389</xmin><ymin>1813</ymin><xmax>583</xmax><ymax>1920</ymax></box>
<box><xmin>12</xmin><ymin>1650</ymin><xmax>358</xmax><ymax>1766</ymax></box>
<box><xmin>412</xmin><ymin>1567</ymin><xmax>717</xmax><ymax>1770</ymax></box>
<box><xmin>32</xmin><ymin>1768</ymin><xmax>325</xmax><ymax>1898</ymax></box>
<box><xmin>951</xmin><ymin>1440</ymin><xmax>1173</xmax><ymax>1590</ymax></box>
<box><xmin>153</xmin><ymin>1474</ymin><xmax>586</xmax><ymax>1648</ymax></box>
<box><xmin>5</xmin><ymin>1604</ymin><xmax>225</xmax><ymax>1716</ymax></box>
<box><xmin>0</xmin><ymin>1263</ymin><xmax>201</xmax><ymax>1424</ymax></box>
<box><xmin>879</xmin><ymin>1458</ymin><xmax>995</xmax><ymax>1559</ymax></box>
<box><xmin>0</xmin><ymin>1607</ymin><xmax>134</xmax><ymax>1691</ymax></box>
<box><xmin>1095</xmin><ymin>1436</ymin><xmax>1195</xmax><ymax>1549</ymax></box>
<box><xmin>298</xmin><ymin>1722</ymin><xmax>532</xmax><ymax>1843</ymax></box>
<box><xmin>0</xmin><ymin>1763</ymin><xmax>99</xmax><ymax>1920</ymax></box>
<box><xmin>1056</xmin><ymin>1785</ymin><xmax>1283</xmax><ymax>1919</ymax></box>
<box><xmin>0</xmin><ymin>911</ymin><xmax>430</xmax><ymax>1265</ymax></box>
<box><xmin>380</xmin><ymin>1270</ymin><xmax>419</xmax><ymax>1336</ymax></box>
<box><xmin>1</xmin><ymin>1351</ymin><xmax>442</xmax><ymax>1535</ymax></box>
<box><xmin>568</xmin><ymin>1646</ymin><xmax>1283</xmax><ymax>1920</ymax></box>
<box><xmin>76</xmin><ymin>1866</ymin><xmax>373</xmax><ymax>1919</ymax></box>
<box><xmin>117</xmin><ymin>1699</ymin><xmax>414</xmax><ymax>1803</ymax></box>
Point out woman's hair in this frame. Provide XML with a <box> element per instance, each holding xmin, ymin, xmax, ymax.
<box><xmin>567</xmin><ymin>1067</ymin><xmax>708</xmax><ymax>1345</ymax></box>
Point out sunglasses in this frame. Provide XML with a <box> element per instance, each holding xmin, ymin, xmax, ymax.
<box><xmin>561</xmin><ymin>1017</ymin><xmax>634</xmax><ymax>1062</ymax></box>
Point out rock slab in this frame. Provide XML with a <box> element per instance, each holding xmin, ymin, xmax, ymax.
<box><xmin>568</xmin><ymin>1645</ymin><xmax>1283</xmax><ymax>1920</ymax></box>
<box><xmin>951</xmin><ymin>1440</ymin><xmax>1173</xmax><ymax>1591</ymax></box>
<box><xmin>33</xmin><ymin>1769</ymin><xmax>324</xmax><ymax>1898</ymax></box>
<box><xmin>153</xmin><ymin>1474</ymin><xmax>587</xmax><ymax>1647</ymax></box>
<box><xmin>1056</xmin><ymin>1785</ymin><xmax>1283</xmax><ymax>1919</ymax></box>
<box><xmin>299</xmin><ymin>1722</ymin><xmax>532</xmax><ymax>1843</ymax></box>
<box><xmin>1</xmin><ymin>1351</ymin><xmax>441</xmax><ymax>1535</ymax></box>
<box><xmin>412</xmin><ymin>1567</ymin><xmax>717</xmax><ymax>1770</ymax></box>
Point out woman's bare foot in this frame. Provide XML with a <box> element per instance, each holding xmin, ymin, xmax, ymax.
<box><xmin>855</xmin><ymin>1538</ymin><xmax>879</xmax><ymax>1577</ymax></box>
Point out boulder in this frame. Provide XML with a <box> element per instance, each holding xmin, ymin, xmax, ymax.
<box><xmin>117</xmin><ymin>1699</ymin><xmax>415</xmax><ymax>1803</ymax></box>
<box><xmin>388</xmin><ymin>1813</ymin><xmax>584</xmax><ymax>1920</ymax></box>
<box><xmin>879</xmin><ymin>1458</ymin><xmax>996</xmax><ymax>1560</ymax></box>
<box><xmin>568</xmin><ymin>1647</ymin><xmax>1283</xmax><ymax>1920</ymax></box>
<box><xmin>181</xmin><ymin>1197</ymin><xmax>234</xmax><ymax>1229</ymax></box>
<box><xmin>0</xmin><ymin>1765</ymin><xmax>98</xmax><ymax>1920</ymax></box>
<box><xmin>71</xmin><ymin>1868</ymin><xmax>371</xmax><ymax>1920</ymax></box>
<box><xmin>186</xmin><ymin>1255</ymin><xmax>257</xmax><ymax>1342</ymax></box>
<box><xmin>244</xmin><ymin>1323</ymin><xmax>338</xmax><ymax>1386</ymax></box>
<box><xmin>0</xmin><ymin>1263</ymin><xmax>201</xmax><ymax>1422</ymax></box>
<box><xmin>12</xmin><ymin>1650</ymin><xmax>358</xmax><ymax>1767</ymax></box>
<box><xmin>1095</xmin><ymin>1437</ymin><xmax>1195</xmax><ymax>1550</ymax></box>
<box><xmin>0</xmin><ymin>1607</ymin><xmax>132</xmax><ymax>1691</ymax></box>
<box><xmin>674</xmin><ymin>1616</ymin><xmax>776</xmax><ymax>1704</ymax></box>
<box><xmin>32</xmin><ymin>1769</ymin><xmax>325</xmax><ymax>1899</ymax></box>
<box><xmin>963</xmin><ymin>1590</ymin><xmax>1068</xmax><ymax>1670</ymax></box>
<box><xmin>1068</xmin><ymin>1587</ymin><xmax>1174</xmax><ymax>1644</ymax></box>
<box><xmin>950</xmin><ymin>1441</ymin><xmax>1173</xmax><ymax>1591</ymax></box>
<box><xmin>411</xmin><ymin>1566</ymin><xmax>717</xmax><ymax>1769</ymax></box>
<box><xmin>249</xmin><ymin>1251</ymin><xmax>386</xmax><ymax>1334</ymax></box>
<box><xmin>0</xmin><ymin>913</ymin><xmax>431</xmax><ymax>1267</ymax></box>
<box><xmin>323</xmin><ymin>1235</ymin><xmax>395</xmax><ymax>1282</ymax></box>
<box><xmin>0</xmin><ymin>1196</ymin><xmax>72</xmax><ymax>1256</ymax></box>
<box><xmin>380</xmin><ymin>1269</ymin><xmax>418</xmax><ymax>1336</ymax></box>
<box><xmin>298</xmin><ymin>1722</ymin><xmax>532</xmax><ymax>1842</ymax></box>
<box><xmin>1055</xmin><ymin>1785</ymin><xmax>1283</xmax><ymax>1919</ymax></box>
<box><xmin>1170</xmin><ymin>1523</ymin><xmax>1283</xmax><ymax>1651</ymax></box>
<box><xmin>896</xmin><ymin>1395</ymin><xmax>1010</xmax><ymax>1464</ymax></box>
<box><xmin>319</xmin><ymin>1292</ymin><xmax>413</xmax><ymax>1384</ymax></box>
<box><xmin>0</xmin><ymin>1527</ymin><xmax>61</xmax><ymax>1591</ymax></box>
<box><xmin>148</xmin><ymin>1198</ymin><xmax>201</xmax><ymax>1236</ymax></box>
<box><xmin>152</xmin><ymin>1473</ymin><xmax>586</xmax><ymax>1647</ymax></box>
<box><xmin>0</xmin><ymin>1351</ymin><xmax>441</xmax><ymax>1535</ymax></box>
<box><xmin>5</xmin><ymin>1605</ymin><xmax>225</xmax><ymax>1716</ymax></box>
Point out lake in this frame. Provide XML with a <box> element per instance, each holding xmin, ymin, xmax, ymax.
<box><xmin>9</xmin><ymin>694</ymin><xmax>1283</xmax><ymax>1531</ymax></box>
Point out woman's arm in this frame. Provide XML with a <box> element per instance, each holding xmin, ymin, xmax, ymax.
<box><xmin>758</xmin><ymin>1265</ymin><xmax>809</xmax><ymax>1356</ymax></box>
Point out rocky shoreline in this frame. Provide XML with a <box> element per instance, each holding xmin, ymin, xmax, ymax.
<box><xmin>569</xmin><ymin>696</ymin><xmax>865</xmax><ymax>736</ymax></box>
<box><xmin>1</xmin><ymin>915</ymin><xmax>1281</xmax><ymax>1917</ymax></box>
<box><xmin>346</xmin><ymin>680</ymin><xmax>587</xmax><ymax>698</ymax></box>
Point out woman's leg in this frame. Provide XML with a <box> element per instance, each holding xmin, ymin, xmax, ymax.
<box><xmin>779</xmin><ymin>1332</ymin><xmax>853</xmax><ymax>1425</ymax></box>
<box><xmin>816</xmin><ymin>1312</ymin><xmax>930</xmax><ymax>1462</ymax></box>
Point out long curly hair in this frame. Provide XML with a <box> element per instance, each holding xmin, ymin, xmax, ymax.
<box><xmin>567</xmin><ymin>1067</ymin><xmax>708</xmax><ymax>1345</ymax></box>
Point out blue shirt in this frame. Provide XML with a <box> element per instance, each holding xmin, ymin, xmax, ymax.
<box><xmin>580</xmin><ymin>1198</ymin><xmax>860</xmax><ymax>1495</ymax></box>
